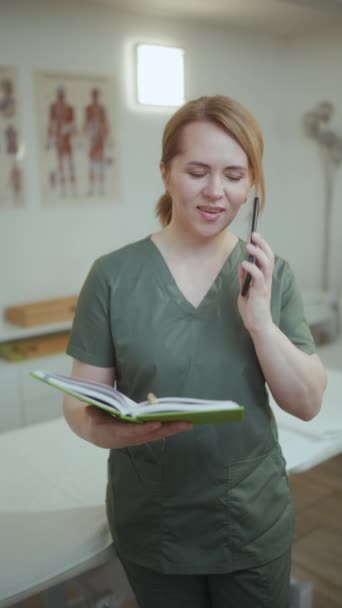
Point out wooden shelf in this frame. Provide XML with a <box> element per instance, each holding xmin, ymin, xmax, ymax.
<box><xmin>0</xmin><ymin>319</ymin><xmax>72</xmax><ymax>344</ymax></box>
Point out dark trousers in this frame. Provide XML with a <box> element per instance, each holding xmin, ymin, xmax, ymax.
<box><xmin>120</xmin><ymin>550</ymin><xmax>291</xmax><ymax>608</ymax></box>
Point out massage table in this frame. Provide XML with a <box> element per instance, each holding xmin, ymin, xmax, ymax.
<box><xmin>1</xmin><ymin>368</ymin><xmax>342</xmax><ymax>608</ymax></box>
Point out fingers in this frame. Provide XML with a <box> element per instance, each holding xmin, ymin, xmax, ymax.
<box><xmin>241</xmin><ymin>259</ymin><xmax>264</xmax><ymax>291</ymax></box>
<box><xmin>250</xmin><ymin>232</ymin><xmax>273</xmax><ymax>258</ymax></box>
<box><xmin>87</xmin><ymin>405</ymin><xmax>193</xmax><ymax>448</ymax></box>
<box><xmin>239</xmin><ymin>233</ymin><xmax>274</xmax><ymax>297</ymax></box>
<box><xmin>133</xmin><ymin>421</ymin><xmax>192</xmax><ymax>445</ymax></box>
<box><xmin>237</xmin><ymin>263</ymin><xmax>244</xmax><ymax>288</ymax></box>
<box><xmin>109</xmin><ymin>418</ymin><xmax>192</xmax><ymax>448</ymax></box>
<box><xmin>245</xmin><ymin>233</ymin><xmax>274</xmax><ymax>281</ymax></box>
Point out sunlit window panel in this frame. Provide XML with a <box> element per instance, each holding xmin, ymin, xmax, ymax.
<box><xmin>136</xmin><ymin>44</ymin><xmax>184</xmax><ymax>107</ymax></box>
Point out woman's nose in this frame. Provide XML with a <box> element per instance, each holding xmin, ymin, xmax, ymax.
<box><xmin>203</xmin><ymin>174</ymin><xmax>224</xmax><ymax>199</ymax></box>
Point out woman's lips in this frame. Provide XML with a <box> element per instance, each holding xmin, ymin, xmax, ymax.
<box><xmin>197</xmin><ymin>206</ymin><xmax>224</xmax><ymax>222</ymax></box>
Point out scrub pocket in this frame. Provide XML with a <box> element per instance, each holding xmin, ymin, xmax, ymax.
<box><xmin>225</xmin><ymin>444</ymin><xmax>294</xmax><ymax>566</ymax></box>
<box><xmin>106</xmin><ymin>445</ymin><xmax>163</xmax><ymax>561</ymax></box>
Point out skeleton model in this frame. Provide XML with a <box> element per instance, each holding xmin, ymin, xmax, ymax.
<box><xmin>303</xmin><ymin>102</ymin><xmax>342</xmax><ymax>291</ymax></box>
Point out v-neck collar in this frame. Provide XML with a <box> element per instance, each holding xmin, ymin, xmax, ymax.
<box><xmin>144</xmin><ymin>235</ymin><xmax>243</xmax><ymax>314</ymax></box>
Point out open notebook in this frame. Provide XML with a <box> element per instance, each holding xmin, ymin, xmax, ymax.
<box><xmin>30</xmin><ymin>370</ymin><xmax>244</xmax><ymax>424</ymax></box>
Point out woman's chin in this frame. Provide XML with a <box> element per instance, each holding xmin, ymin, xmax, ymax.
<box><xmin>190</xmin><ymin>222</ymin><xmax>227</xmax><ymax>240</ymax></box>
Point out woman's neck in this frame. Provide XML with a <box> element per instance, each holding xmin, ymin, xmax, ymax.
<box><xmin>151</xmin><ymin>223</ymin><xmax>238</xmax><ymax>263</ymax></box>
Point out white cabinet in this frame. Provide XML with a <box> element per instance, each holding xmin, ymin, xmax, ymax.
<box><xmin>18</xmin><ymin>353</ymin><xmax>71</xmax><ymax>426</ymax></box>
<box><xmin>0</xmin><ymin>363</ymin><xmax>23</xmax><ymax>432</ymax></box>
<box><xmin>0</xmin><ymin>353</ymin><xmax>72</xmax><ymax>432</ymax></box>
<box><xmin>302</xmin><ymin>290</ymin><xmax>339</xmax><ymax>338</ymax></box>
<box><xmin>0</xmin><ymin>320</ymin><xmax>73</xmax><ymax>433</ymax></box>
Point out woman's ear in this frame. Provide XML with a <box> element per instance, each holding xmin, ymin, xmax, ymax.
<box><xmin>245</xmin><ymin>183</ymin><xmax>256</xmax><ymax>203</ymax></box>
<box><xmin>160</xmin><ymin>161</ymin><xmax>169</xmax><ymax>190</ymax></box>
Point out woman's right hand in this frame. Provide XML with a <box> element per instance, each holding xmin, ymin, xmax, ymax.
<box><xmin>85</xmin><ymin>405</ymin><xmax>192</xmax><ymax>449</ymax></box>
<box><xmin>62</xmin><ymin>360</ymin><xmax>191</xmax><ymax>449</ymax></box>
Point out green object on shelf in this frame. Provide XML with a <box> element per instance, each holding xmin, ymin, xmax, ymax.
<box><xmin>0</xmin><ymin>343</ymin><xmax>25</xmax><ymax>361</ymax></box>
<box><xmin>0</xmin><ymin>331</ymin><xmax>70</xmax><ymax>361</ymax></box>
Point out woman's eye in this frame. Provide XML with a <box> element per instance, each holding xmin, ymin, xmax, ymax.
<box><xmin>225</xmin><ymin>175</ymin><xmax>242</xmax><ymax>182</ymax></box>
<box><xmin>188</xmin><ymin>172</ymin><xmax>205</xmax><ymax>178</ymax></box>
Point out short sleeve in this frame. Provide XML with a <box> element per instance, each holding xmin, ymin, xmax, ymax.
<box><xmin>67</xmin><ymin>258</ymin><xmax>116</xmax><ymax>367</ymax></box>
<box><xmin>278</xmin><ymin>263</ymin><xmax>316</xmax><ymax>355</ymax></box>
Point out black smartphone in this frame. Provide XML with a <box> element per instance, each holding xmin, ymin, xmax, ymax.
<box><xmin>241</xmin><ymin>196</ymin><xmax>260</xmax><ymax>297</ymax></box>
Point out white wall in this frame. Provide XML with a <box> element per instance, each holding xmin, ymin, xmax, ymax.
<box><xmin>0</xmin><ymin>0</ymin><xmax>341</xmax><ymax>316</ymax></box>
<box><xmin>281</xmin><ymin>29</ymin><xmax>342</xmax><ymax>292</ymax></box>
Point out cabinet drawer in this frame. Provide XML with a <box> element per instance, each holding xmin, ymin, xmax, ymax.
<box><xmin>22</xmin><ymin>392</ymin><xmax>64</xmax><ymax>426</ymax></box>
<box><xmin>18</xmin><ymin>353</ymin><xmax>71</xmax><ymax>400</ymax></box>
<box><xmin>0</xmin><ymin>364</ymin><xmax>23</xmax><ymax>432</ymax></box>
<box><xmin>18</xmin><ymin>353</ymin><xmax>71</xmax><ymax>426</ymax></box>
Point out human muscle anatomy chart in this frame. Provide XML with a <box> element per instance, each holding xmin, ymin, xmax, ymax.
<box><xmin>35</xmin><ymin>71</ymin><xmax>119</xmax><ymax>207</ymax></box>
<box><xmin>0</xmin><ymin>66</ymin><xmax>24</xmax><ymax>209</ymax></box>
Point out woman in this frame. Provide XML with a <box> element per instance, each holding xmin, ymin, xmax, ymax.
<box><xmin>63</xmin><ymin>95</ymin><xmax>326</xmax><ymax>607</ymax></box>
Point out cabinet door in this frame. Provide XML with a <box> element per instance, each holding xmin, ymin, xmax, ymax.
<box><xmin>18</xmin><ymin>353</ymin><xmax>72</xmax><ymax>426</ymax></box>
<box><xmin>0</xmin><ymin>363</ymin><xmax>23</xmax><ymax>432</ymax></box>
<box><xmin>23</xmin><ymin>392</ymin><xmax>64</xmax><ymax>426</ymax></box>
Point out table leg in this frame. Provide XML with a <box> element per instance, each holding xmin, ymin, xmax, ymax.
<box><xmin>290</xmin><ymin>577</ymin><xmax>313</xmax><ymax>608</ymax></box>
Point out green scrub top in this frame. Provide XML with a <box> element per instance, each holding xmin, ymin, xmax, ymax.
<box><xmin>67</xmin><ymin>236</ymin><xmax>316</xmax><ymax>574</ymax></box>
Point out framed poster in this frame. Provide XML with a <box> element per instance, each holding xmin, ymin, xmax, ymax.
<box><xmin>35</xmin><ymin>70</ymin><xmax>120</xmax><ymax>206</ymax></box>
<box><xmin>0</xmin><ymin>66</ymin><xmax>24</xmax><ymax>209</ymax></box>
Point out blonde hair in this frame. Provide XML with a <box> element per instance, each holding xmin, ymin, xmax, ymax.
<box><xmin>156</xmin><ymin>95</ymin><xmax>265</xmax><ymax>227</ymax></box>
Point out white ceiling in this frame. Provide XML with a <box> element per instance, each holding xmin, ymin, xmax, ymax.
<box><xmin>80</xmin><ymin>0</ymin><xmax>342</xmax><ymax>38</ymax></box>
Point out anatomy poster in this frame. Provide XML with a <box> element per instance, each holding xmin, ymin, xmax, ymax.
<box><xmin>35</xmin><ymin>70</ymin><xmax>120</xmax><ymax>206</ymax></box>
<box><xmin>0</xmin><ymin>66</ymin><xmax>24</xmax><ymax>209</ymax></box>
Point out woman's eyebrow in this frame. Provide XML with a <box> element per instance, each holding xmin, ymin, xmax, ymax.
<box><xmin>185</xmin><ymin>161</ymin><xmax>209</xmax><ymax>168</ymax></box>
<box><xmin>185</xmin><ymin>161</ymin><xmax>248</xmax><ymax>171</ymax></box>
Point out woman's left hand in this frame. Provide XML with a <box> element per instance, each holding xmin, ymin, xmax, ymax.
<box><xmin>237</xmin><ymin>232</ymin><xmax>274</xmax><ymax>335</ymax></box>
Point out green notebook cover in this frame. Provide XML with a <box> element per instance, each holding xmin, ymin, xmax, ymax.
<box><xmin>30</xmin><ymin>371</ymin><xmax>244</xmax><ymax>424</ymax></box>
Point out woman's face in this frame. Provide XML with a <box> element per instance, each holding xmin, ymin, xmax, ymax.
<box><xmin>161</xmin><ymin>120</ymin><xmax>252</xmax><ymax>239</ymax></box>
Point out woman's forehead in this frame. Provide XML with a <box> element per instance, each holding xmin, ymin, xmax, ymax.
<box><xmin>176</xmin><ymin>121</ymin><xmax>249</xmax><ymax>167</ymax></box>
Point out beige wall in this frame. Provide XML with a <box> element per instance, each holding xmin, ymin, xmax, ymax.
<box><xmin>0</xmin><ymin>0</ymin><xmax>341</xmax><ymax>313</ymax></box>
